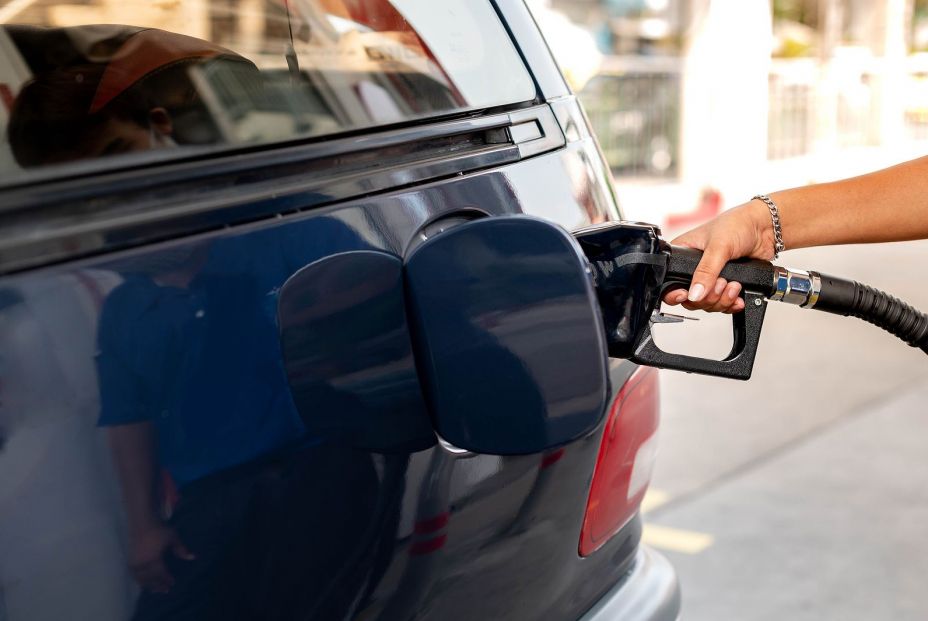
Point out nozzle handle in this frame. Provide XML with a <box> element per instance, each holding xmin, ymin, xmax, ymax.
<box><xmin>665</xmin><ymin>246</ymin><xmax>777</xmax><ymax>297</ymax></box>
<box><xmin>628</xmin><ymin>246</ymin><xmax>775</xmax><ymax>380</ymax></box>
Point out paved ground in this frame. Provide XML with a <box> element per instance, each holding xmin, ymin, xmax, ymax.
<box><xmin>638</xmin><ymin>240</ymin><xmax>928</xmax><ymax>620</ymax></box>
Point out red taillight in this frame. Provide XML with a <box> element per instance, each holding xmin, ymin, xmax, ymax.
<box><xmin>579</xmin><ymin>366</ymin><xmax>660</xmax><ymax>556</ymax></box>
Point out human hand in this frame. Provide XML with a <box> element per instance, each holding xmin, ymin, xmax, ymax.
<box><xmin>662</xmin><ymin>199</ymin><xmax>776</xmax><ymax>314</ymax></box>
<box><xmin>128</xmin><ymin>523</ymin><xmax>195</xmax><ymax>593</ymax></box>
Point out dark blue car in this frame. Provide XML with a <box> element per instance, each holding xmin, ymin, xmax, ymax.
<box><xmin>0</xmin><ymin>1</ymin><xmax>679</xmax><ymax>619</ymax></box>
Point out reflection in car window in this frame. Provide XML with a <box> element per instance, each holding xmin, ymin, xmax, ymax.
<box><xmin>0</xmin><ymin>0</ymin><xmax>536</xmax><ymax>178</ymax></box>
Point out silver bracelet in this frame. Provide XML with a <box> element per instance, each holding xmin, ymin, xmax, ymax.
<box><xmin>752</xmin><ymin>194</ymin><xmax>785</xmax><ymax>259</ymax></box>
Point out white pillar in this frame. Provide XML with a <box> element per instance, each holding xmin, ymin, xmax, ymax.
<box><xmin>239</xmin><ymin>0</ymin><xmax>265</xmax><ymax>52</ymax></box>
<box><xmin>869</xmin><ymin>0</ymin><xmax>910</xmax><ymax>147</ymax></box>
<box><xmin>814</xmin><ymin>0</ymin><xmax>842</xmax><ymax>153</ymax></box>
<box><xmin>678</xmin><ymin>0</ymin><xmax>773</xmax><ymax>205</ymax></box>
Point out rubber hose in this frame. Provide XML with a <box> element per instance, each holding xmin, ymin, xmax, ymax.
<box><xmin>814</xmin><ymin>273</ymin><xmax>928</xmax><ymax>355</ymax></box>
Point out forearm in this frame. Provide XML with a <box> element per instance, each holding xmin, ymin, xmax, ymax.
<box><xmin>769</xmin><ymin>156</ymin><xmax>928</xmax><ymax>250</ymax></box>
<box><xmin>108</xmin><ymin>422</ymin><xmax>160</xmax><ymax>534</ymax></box>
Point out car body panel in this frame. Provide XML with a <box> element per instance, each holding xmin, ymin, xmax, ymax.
<box><xmin>0</xmin><ymin>139</ymin><xmax>652</xmax><ymax>620</ymax></box>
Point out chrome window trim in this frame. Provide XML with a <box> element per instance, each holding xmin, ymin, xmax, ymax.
<box><xmin>0</xmin><ymin>103</ymin><xmax>565</xmax><ymax>274</ymax></box>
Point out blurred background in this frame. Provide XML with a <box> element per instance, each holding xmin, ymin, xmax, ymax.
<box><xmin>531</xmin><ymin>0</ymin><xmax>928</xmax><ymax>222</ymax></box>
<box><xmin>530</xmin><ymin>1</ymin><xmax>928</xmax><ymax>619</ymax></box>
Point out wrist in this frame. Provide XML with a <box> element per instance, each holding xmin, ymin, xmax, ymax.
<box><xmin>746</xmin><ymin>197</ymin><xmax>778</xmax><ymax>259</ymax></box>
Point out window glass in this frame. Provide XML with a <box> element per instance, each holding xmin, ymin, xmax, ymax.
<box><xmin>0</xmin><ymin>0</ymin><xmax>536</xmax><ymax>178</ymax></box>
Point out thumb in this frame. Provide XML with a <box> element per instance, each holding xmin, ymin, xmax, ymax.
<box><xmin>687</xmin><ymin>244</ymin><xmax>731</xmax><ymax>302</ymax></box>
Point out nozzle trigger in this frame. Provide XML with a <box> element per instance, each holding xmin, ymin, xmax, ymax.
<box><xmin>631</xmin><ymin>290</ymin><xmax>768</xmax><ymax>380</ymax></box>
<box><xmin>651</xmin><ymin>310</ymin><xmax>697</xmax><ymax>324</ymax></box>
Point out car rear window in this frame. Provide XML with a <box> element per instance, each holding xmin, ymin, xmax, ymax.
<box><xmin>0</xmin><ymin>0</ymin><xmax>536</xmax><ymax>181</ymax></box>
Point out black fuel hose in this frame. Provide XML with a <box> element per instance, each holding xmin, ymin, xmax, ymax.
<box><xmin>813</xmin><ymin>274</ymin><xmax>928</xmax><ymax>354</ymax></box>
<box><xmin>666</xmin><ymin>246</ymin><xmax>928</xmax><ymax>355</ymax></box>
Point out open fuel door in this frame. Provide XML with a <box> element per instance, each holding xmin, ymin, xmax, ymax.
<box><xmin>403</xmin><ymin>215</ymin><xmax>610</xmax><ymax>454</ymax></box>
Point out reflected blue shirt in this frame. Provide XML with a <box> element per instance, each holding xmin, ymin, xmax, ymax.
<box><xmin>97</xmin><ymin>219</ymin><xmax>365</xmax><ymax>485</ymax></box>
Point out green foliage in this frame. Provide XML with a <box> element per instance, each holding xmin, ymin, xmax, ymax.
<box><xmin>773</xmin><ymin>0</ymin><xmax>818</xmax><ymax>28</ymax></box>
<box><xmin>916</xmin><ymin>0</ymin><xmax>928</xmax><ymax>19</ymax></box>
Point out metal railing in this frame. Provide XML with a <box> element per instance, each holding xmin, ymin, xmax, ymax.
<box><xmin>767</xmin><ymin>59</ymin><xmax>816</xmax><ymax>160</ymax></box>
<box><xmin>768</xmin><ymin>56</ymin><xmax>928</xmax><ymax>159</ymax></box>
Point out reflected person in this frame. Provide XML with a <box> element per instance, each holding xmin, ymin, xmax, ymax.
<box><xmin>95</xmin><ymin>223</ymin><xmax>391</xmax><ymax>620</ymax></box>
<box><xmin>8</xmin><ymin>24</ymin><xmax>412</xmax><ymax>619</ymax></box>
<box><xmin>7</xmin><ymin>26</ymin><xmax>250</xmax><ymax>167</ymax></box>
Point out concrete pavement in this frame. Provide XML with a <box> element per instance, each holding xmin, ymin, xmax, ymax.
<box><xmin>651</xmin><ymin>382</ymin><xmax>928</xmax><ymax>620</ymax></box>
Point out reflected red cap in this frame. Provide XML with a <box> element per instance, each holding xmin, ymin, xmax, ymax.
<box><xmin>89</xmin><ymin>28</ymin><xmax>236</xmax><ymax>114</ymax></box>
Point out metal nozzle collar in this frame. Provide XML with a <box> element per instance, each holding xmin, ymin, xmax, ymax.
<box><xmin>770</xmin><ymin>266</ymin><xmax>821</xmax><ymax>308</ymax></box>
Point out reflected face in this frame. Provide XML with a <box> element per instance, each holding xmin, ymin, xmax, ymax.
<box><xmin>84</xmin><ymin>117</ymin><xmax>153</xmax><ymax>159</ymax></box>
<box><xmin>48</xmin><ymin>109</ymin><xmax>174</xmax><ymax>165</ymax></box>
<box><xmin>39</xmin><ymin>117</ymin><xmax>151</xmax><ymax>165</ymax></box>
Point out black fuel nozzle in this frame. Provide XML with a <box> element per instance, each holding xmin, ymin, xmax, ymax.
<box><xmin>574</xmin><ymin>221</ymin><xmax>777</xmax><ymax>380</ymax></box>
<box><xmin>574</xmin><ymin>220</ymin><xmax>928</xmax><ymax>380</ymax></box>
